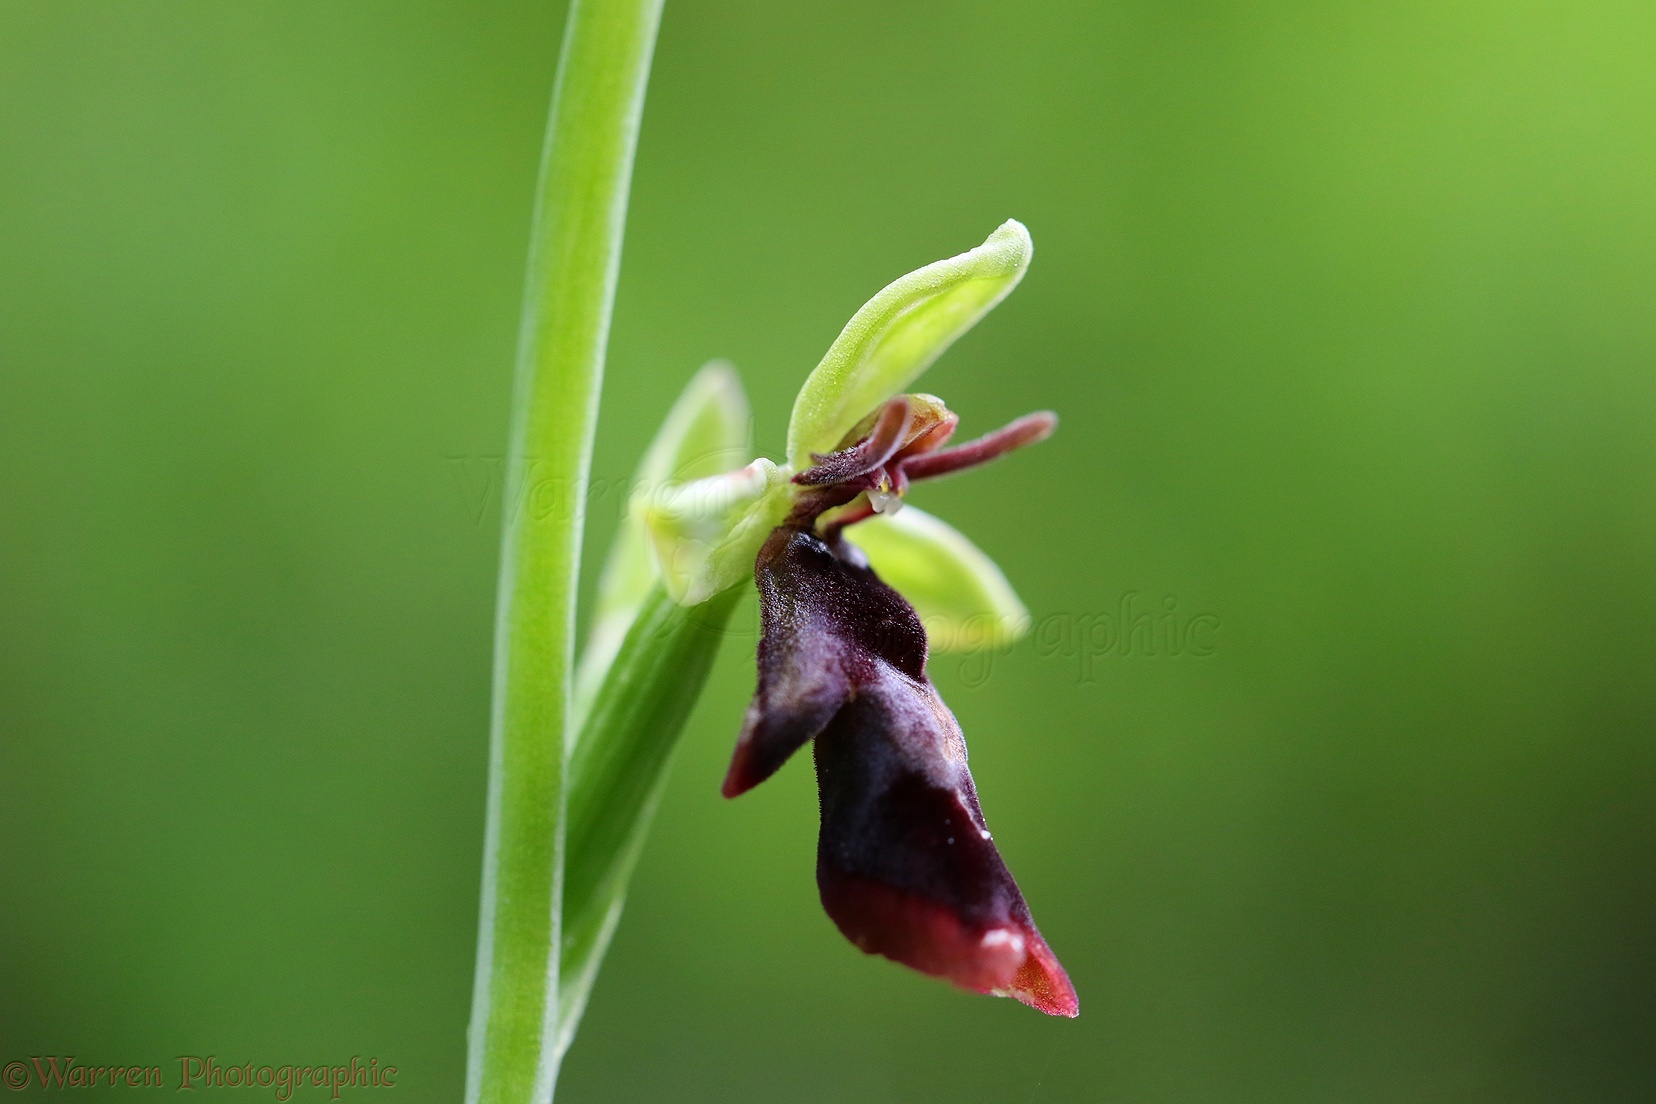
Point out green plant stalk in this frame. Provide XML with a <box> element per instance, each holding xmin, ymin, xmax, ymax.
<box><xmin>467</xmin><ymin>3</ymin><xmax>664</xmax><ymax>1102</ymax></box>
<box><xmin>557</xmin><ymin>583</ymin><xmax>742</xmax><ymax>1059</ymax></box>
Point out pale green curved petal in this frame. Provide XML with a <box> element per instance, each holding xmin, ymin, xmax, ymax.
<box><xmin>844</xmin><ymin>505</ymin><xmax>1030</xmax><ymax>652</ymax></box>
<box><xmin>786</xmin><ymin>220</ymin><xmax>1033</xmax><ymax>467</ymax></box>
<box><xmin>576</xmin><ymin>362</ymin><xmax>750</xmax><ymax>718</ymax></box>
<box><xmin>638</xmin><ymin>459</ymin><xmax>792</xmax><ymax>606</ymax></box>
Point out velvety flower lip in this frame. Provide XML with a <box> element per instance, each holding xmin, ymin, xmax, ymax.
<box><xmin>722</xmin><ymin>525</ymin><xmax>927</xmax><ymax>800</ymax></box>
<box><xmin>814</xmin><ymin>690</ymin><xmax>1080</xmax><ymax>1017</ymax></box>
<box><xmin>722</xmin><ymin>404</ymin><xmax>1077</xmax><ymax>1018</ymax></box>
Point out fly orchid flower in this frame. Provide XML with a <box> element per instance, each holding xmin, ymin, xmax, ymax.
<box><xmin>639</xmin><ymin>221</ymin><xmax>1078</xmax><ymax>1017</ymax></box>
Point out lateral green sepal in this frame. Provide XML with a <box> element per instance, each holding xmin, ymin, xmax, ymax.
<box><xmin>576</xmin><ymin>362</ymin><xmax>750</xmax><ymax>715</ymax></box>
<box><xmin>638</xmin><ymin>460</ymin><xmax>793</xmax><ymax>605</ymax></box>
<box><xmin>844</xmin><ymin>505</ymin><xmax>1030</xmax><ymax>651</ymax></box>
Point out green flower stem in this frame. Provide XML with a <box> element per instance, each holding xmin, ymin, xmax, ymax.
<box><xmin>558</xmin><ymin>583</ymin><xmax>742</xmax><ymax>1059</ymax></box>
<box><xmin>467</xmin><ymin>3</ymin><xmax>664</xmax><ymax>1102</ymax></box>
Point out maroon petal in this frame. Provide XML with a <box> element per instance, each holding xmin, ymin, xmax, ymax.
<box><xmin>898</xmin><ymin>411</ymin><xmax>1057</xmax><ymax>484</ymax></box>
<box><xmin>722</xmin><ymin>526</ymin><xmax>925</xmax><ymax>797</ymax></box>
<box><xmin>725</xmin><ymin>525</ymin><xmax>1078</xmax><ymax>1016</ymax></box>
<box><xmin>793</xmin><ymin>397</ymin><xmax>914</xmax><ymax>486</ymax></box>
<box><xmin>813</xmin><ymin>679</ymin><xmax>1078</xmax><ymax>1017</ymax></box>
<box><xmin>795</xmin><ymin>394</ymin><xmax>963</xmax><ymax>488</ymax></box>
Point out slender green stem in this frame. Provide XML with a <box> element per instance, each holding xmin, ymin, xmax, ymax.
<box><xmin>467</xmin><ymin>3</ymin><xmax>664</xmax><ymax>1102</ymax></box>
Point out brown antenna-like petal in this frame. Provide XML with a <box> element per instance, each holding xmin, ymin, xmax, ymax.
<box><xmin>793</xmin><ymin>398</ymin><xmax>915</xmax><ymax>486</ymax></box>
<box><xmin>899</xmin><ymin>411</ymin><xmax>1057</xmax><ymax>484</ymax></box>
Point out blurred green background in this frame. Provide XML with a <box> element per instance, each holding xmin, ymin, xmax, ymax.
<box><xmin>3</xmin><ymin>1</ymin><xmax>1654</xmax><ymax>1100</ymax></box>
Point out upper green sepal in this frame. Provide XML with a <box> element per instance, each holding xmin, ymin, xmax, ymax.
<box><xmin>786</xmin><ymin>220</ymin><xmax>1033</xmax><ymax>468</ymax></box>
<box><xmin>844</xmin><ymin>505</ymin><xmax>1031</xmax><ymax>652</ymax></box>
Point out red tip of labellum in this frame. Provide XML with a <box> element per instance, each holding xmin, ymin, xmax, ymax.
<box><xmin>720</xmin><ymin>740</ymin><xmax>761</xmax><ymax>799</ymax></box>
<box><xmin>1004</xmin><ymin>933</ymin><xmax>1081</xmax><ymax>1018</ymax></box>
<box><xmin>820</xmin><ymin>874</ymin><xmax>1079</xmax><ymax>1017</ymax></box>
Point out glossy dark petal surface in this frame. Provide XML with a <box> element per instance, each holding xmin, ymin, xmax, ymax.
<box><xmin>723</xmin><ymin>527</ymin><xmax>923</xmax><ymax>797</ymax></box>
<box><xmin>725</xmin><ymin>526</ymin><xmax>1077</xmax><ymax>1016</ymax></box>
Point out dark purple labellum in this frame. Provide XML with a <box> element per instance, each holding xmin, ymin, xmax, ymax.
<box><xmin>724</xmin><ymin>524</ymin><xmax>1078</xmax><ymax>1017</ymax></box>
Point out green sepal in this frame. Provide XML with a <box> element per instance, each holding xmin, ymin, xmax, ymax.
<box><xmin>575</xmin><ymin>362</ymin><xmax>749</xmax><ymax>716</ymax></box>
<box><xmin>786</xmin><ymin>220</ymin><xmax>1033</xmax><ymax>468</ymax></box>
<box><xmin>844</xmin><ymin>505</ymin><xmax>1031</xmax><ymax>651</ymax></box>
<box><xmin>638</xmin><ymin>460</ymin><xmax>793</xmax><ymax>606</ymax></box>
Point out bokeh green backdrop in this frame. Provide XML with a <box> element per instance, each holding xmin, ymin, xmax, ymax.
<box><xmin>3</xmin><ymin>1</ymin><xmax>1654</xmax><ymax>1101</ymax></box>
